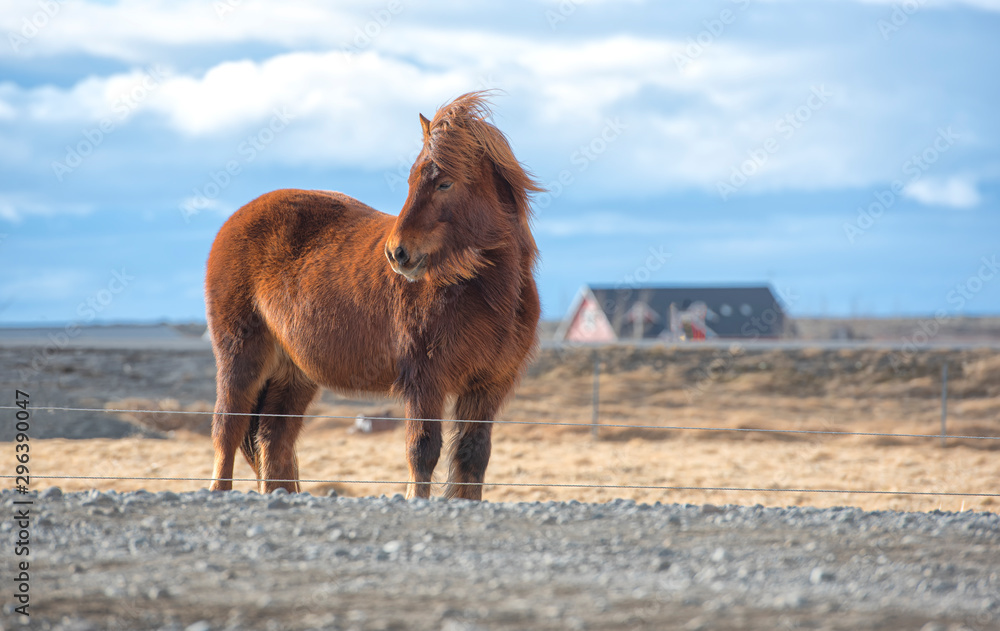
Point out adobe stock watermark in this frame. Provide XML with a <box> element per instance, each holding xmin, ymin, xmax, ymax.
<box><xmin>534</xmin><ymin>117</ymin><xmax>626</xmax><ymax>209</ymax></box>
<box><xmin>578</xmin><ymin>246</ymin><xmax>673</xmax><ymax>344</ymax></box>
<box><xmin>51</xmin><ymin>65</ymin><xmax>171</xmax><ymax>182</ymax></box>
<box><xmin>341</xmin><ymin>0</ymin><xmax>404</xmax><ymax>56</ymax></box>
<box><xmin>674</xmin><ymin>0</ymin><xmax>754</xmax><ymax>71</ymax></box>
<box><xmin>716</xmin><ymin>85</ymin><xmax>832</xmax><ymax>201</ymax></box>
<box><xmin>179</xmin><ymin>106</ymin><xmax>296</xmax><ymax>223</ymax></box>
<box><xmin>384</xmin><ymin>136</ymin><xmax>425</xmax><ymax>193</ymax></box>
<box><xmin>877</xmin><ymin>0</ymin><xmax>927</xmax><ymax>41</ymax></box>
<box><xmin>472</xmin><ymin>73</ymin><xmax>501</xmax><ymax>95</ymax></box>
<box><xmin>890</xmin><ymin>254</ymin><xmax>998</xmax><ymax>371</ymax></box>
<box><xmin>7</xmin><ymin>0</ymin><xmax>66</xmax><ymax>55</ymax></box>
<box><xmin>383</xmin><ymin>75</ymin><xmax>500</xmax><ymax>192</ymax></box>
<box><xmin>213</xmin><ymin>0</ymin><xmax>245</xmax><ymax>19</ymax></box>
<box><xmin>683</xmin><ymin>284</ymin><xmax>799</xmax><ymax>402</ymax></box>
<box><xmin>615</xmin><ymin>246</ymin><xmax>672</xmax><ymax>290</ymax></box>
<box><xmin>551</xmin><ymin>243</ymin><xmax>670</xmax><ymax>351</ymax></box>
<box><xmin>842</xmin><ymin>126</ymin><xmax>958</xmax><ymax>244</ymax></box>
<box><xmin>545</xmin><ymin>0</ymin><xmax>586</xmax><ymax>30</ymax></box>
<box><xmin>18</xmin><ymin>268</ymin><xmax>136</xmax><ymax>380</ymax></box>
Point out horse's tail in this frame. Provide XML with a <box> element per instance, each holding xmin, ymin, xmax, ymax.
<box><xmin>239</xmin><ymin>380</ymin><xmax>270</xmax><ymax>482</ymax></box>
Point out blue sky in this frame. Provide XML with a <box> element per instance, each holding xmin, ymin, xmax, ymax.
<box><xmin>1</xmin><ymin>0</ymin><xmax>999</xmax><ymax>324</ymax></box>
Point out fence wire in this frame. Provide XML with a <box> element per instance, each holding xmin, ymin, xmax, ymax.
<box><xmin>4</xmin><ymin>405</ymin><xmax>999</xmax><ymax>442</ymax></box>
<box><xmin>1</xmin><ymin>474</ymin><xmax>998</xmax><ymax>498</ymax></box>
<box><xmin>4</xmin><ymin>404</ymin><xmax>998</xmax><ymax>499</ymax></box>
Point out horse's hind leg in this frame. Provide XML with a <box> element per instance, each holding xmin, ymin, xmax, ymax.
<box><xmin>210</xmin><ymin>388</ymin><xmax>258</xmax><ymax>491</ymax></box>
<box><xmin>210</xmin><ymin>328</ymin><xmax>276</xmax><ymax>491</ymax></box>
<box><xmin>211</xmin><ymin>371</ymin><xmax>274</xmax><ymax>491</ymax></box>
<box><xmin>254</xmin><ymin>361</ymin><xmax>318</xmax><ymax>494</ymax></box>
<box><xmin>444</xmin><ymin>379</ymin><xmax>512</xmax><ymax>500</ymax></box>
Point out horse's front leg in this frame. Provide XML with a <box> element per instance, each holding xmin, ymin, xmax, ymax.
<box><xmin>403</xmin><ymin>388</ymin><xmax>445</xmax><ymax>499</ymax></box>
<box><xmin>444</xmin><ymin>379</ymin><xmax>512</xmax><ymax>500</ymax></box>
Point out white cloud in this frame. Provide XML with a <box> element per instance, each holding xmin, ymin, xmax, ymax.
<box><xmin>0</xmin><ymin>201</ymin><xmax>18</xmax><ymax>223</ymax></box>
<box><xmin>177</xmin><ymin>195</ymin><xmax>234</xmax><ymax>222</ymax></box>
<box><xmin>535</xmin><ymin>212</ymin><xmax>686</xmax><ymax>237</ymax></box>
<box><xmin>0</xmin><ymin>67</ymin><xmax>173</xmax><ymax>124</ymax></box>
<box><xmin>1</xmin><ymin>1</ymin><xmax>658</xmax><ymax>63</ymax></box>
<box><xmin>3</xmin><ymin>0</ymin><xmax>998</xmax><ymax>66</ymax></box>
<box><xmin>0</xmin><ymin>195</ymin><xmax>93</xmax><ymax>223</ymax></box>
<box><xmin>0</xmin><ymin>0</ymin><xmax>995</xmax><ymax>206</ymax></box>
<box><xmin>0</xmin><ymin>30</ymin><xmax>973</xmax><ymax>195</ymax></box>
<box><xmin>0</xmin><ymin>0</ymin><xmax>357</xmax><ymax>62</ymax></box>
<box><xmin>853</xmin><ymin>0</ymin><xmax>1000</xmax><ymax>10</ymax></box>
<box><xmin>0</xmin><ymin>269</ymin><xmax>93</xmax><ymax>300</ymax></box>
<box><xmin>0</xmin><ymin>99</ymin><xmax>14</xmax><ymax>120</ymax></box>
<box><xmin>957</xmin><ymin>0</ymin><xmax>1000</xmax><ymax>8</ymax></box>
<box><xmin>149</xmin><ymin>51</ymin><xmax>462</xmax><ymax>138</ymax></box>
<box><xmin>902</xmin><ymin>176</ymin><xmax>981</xmax><ymax>209</ymax></box>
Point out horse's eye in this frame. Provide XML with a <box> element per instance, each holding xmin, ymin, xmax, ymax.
<box><xmin>437</xmin><ymin>181</ymin><xmax>453</xmax><ymax>191</ymax></box>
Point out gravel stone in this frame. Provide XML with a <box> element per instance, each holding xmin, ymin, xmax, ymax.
<box><xmin>12</xmin><ymin>489</ymin><xmax>998</xmax><ymax>630</ymax></box>
<box><xmin>383</xmin><ymin>540</ymin><xmax>404</xmax><ymax>555</ymax></box>
<box><xmin>245</xmin><ymin>525</ymin><xmax>266</xmax><ymax>538</ymax></box>
<box><xmin>810</xmin><ymin>567</ymin><xmax>835</xmax><ymax>584</ymax></box>
<box><xmin>40</xmin><ymin>486</ymin><xmax>63</xmax><ymax>500</ymax></box>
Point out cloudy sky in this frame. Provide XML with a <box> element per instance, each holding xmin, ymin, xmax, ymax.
<box><xmin>1</xmin><ymin>0</ymin><xmax>999</xmax><ymax>324</ymax></box>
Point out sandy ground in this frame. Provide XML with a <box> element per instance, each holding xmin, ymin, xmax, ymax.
<box><xmin>9</xmin><ymin>343</ymin><xmax>1000</xmax><ymax>512</ymax></box>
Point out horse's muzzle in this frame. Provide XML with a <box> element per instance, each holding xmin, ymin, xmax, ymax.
<box><xmin>385</xmin><ymin>243</ymin><xmax>427</xmax><ymax>281</ymax></box>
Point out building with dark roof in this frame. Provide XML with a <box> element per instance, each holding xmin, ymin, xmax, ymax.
<box><xmin>555</xmin><ymin>285</ymin><xmax>785</xmax><ymax>342</ymax></box>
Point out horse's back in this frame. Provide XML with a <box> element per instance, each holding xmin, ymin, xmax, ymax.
<box><xmin>206</xmin><ymin>189</ymin><xmax>397</xmax><ymax>391</ymax></box>
<box><xmin>211</xmin><ymin>188</ymin><xmax>384</xmax><ymax>254</ymax></box>
<box><xmin>207</xmin><ymin>188</ymin><xmax>385</xmax><ymax>303</ymax></box>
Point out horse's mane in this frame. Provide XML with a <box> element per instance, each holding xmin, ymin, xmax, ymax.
<box><xmin>426</xmin><ymin>91</ymin><xmax>544</xmax><ymax>224</ymax></box>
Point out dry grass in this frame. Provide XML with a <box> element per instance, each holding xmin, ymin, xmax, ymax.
<box><xmin>32</xmin><ymin>418</ymin><xmax>998</xmax><ymax>513</ymax></box>
<box><xmin>38</xmin><ymin>372</ymin><xmax>1000</xmax><ymax>513</ymax></box>
<box><xmin>28</xmin><ymin>345</ymin><xmax>1000</xmax><ymax>513</ymax></box>
<box><xmin>104</xmin><ymin>398</ymin><xmax>214</xmax><ymax>435</ymax></box>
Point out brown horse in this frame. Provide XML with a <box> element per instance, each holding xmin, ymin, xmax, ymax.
<box><xmin>206</xmin><ymin>92</ymin><xmax>542</xmax><ymax>499</ymax></box>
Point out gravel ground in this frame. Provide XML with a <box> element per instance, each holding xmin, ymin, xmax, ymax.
<box><xmin>3</xmin><ymin>489</ymin><xmax>998</xmax><ymax>631</ymax></box>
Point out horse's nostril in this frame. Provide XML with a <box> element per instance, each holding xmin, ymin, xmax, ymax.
<box><xmin>394</xmin><ymin>246</ymin><xmax>409</xmax><ymax>266</ymax></box>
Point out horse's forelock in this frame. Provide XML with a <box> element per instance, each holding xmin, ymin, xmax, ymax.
<box><xmin>426</xmin><ymin>92</ymin><xmax>544</xmax><ymax>222</ymax></box>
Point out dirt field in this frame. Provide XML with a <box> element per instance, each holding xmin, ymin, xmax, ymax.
<box><xmin>9</xmin><ymin>343</ymin><xmax>999</xmax><ymax>513</ymax></box>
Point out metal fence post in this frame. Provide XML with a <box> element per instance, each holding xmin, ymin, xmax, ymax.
<box><xmin>940</xmin><ymin>363</ymin><xmax>948</xmax><ymax>448</ymax></box>
<box><xmin>591</xmin><ymin>350</ymin><xmax>600</xmax><ymax>439</ymax></box>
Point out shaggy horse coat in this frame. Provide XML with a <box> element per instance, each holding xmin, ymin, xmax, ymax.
<box><xmin>206</xmin><ymin>92</ymin><xmax>541</xmax><ymax>499</ymax></box>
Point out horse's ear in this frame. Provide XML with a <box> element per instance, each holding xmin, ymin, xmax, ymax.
<box><xmin>419</xmin><ymin>113</ymin><xmax>431</xmax><ymax>142</ymax></box>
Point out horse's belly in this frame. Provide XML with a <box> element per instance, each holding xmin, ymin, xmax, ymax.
<box><xmin>288</xmin><ymin>330</ymin><xmax>396</xmax><ymax>394</ymax></box>
<box><xmin>260</xmin><ymin>302</ymin><xmax>397</xmax><ymax>395</ymax></box>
